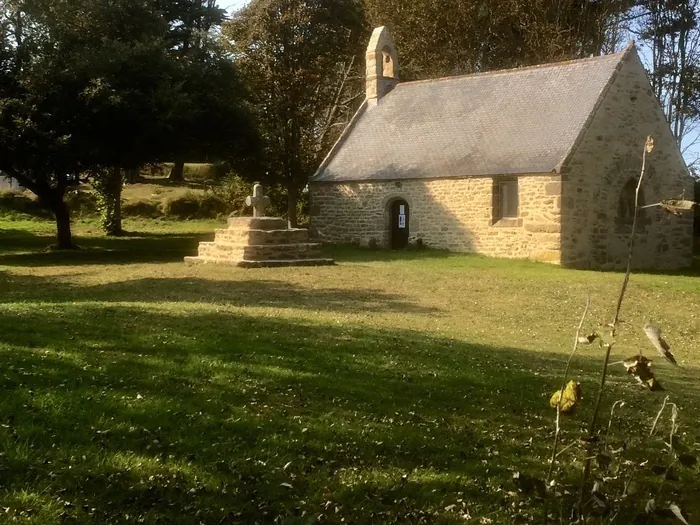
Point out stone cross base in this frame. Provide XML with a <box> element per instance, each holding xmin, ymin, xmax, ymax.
<box><xmin>184</xmin><ymin>216</ymin><xmax>334</xmax><ymax>268</ymax></box>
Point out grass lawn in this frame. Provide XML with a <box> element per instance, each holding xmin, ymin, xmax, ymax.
<box><xmin>1</xmin><ymin>217</ymin><xmax>699</xmax><ymax>524</ymax></box>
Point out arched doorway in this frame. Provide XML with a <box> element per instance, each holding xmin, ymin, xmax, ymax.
<box><xmin>390</xmin><ymin>199</ymin><xmax>409</xmax><ymax>249</ymax></box>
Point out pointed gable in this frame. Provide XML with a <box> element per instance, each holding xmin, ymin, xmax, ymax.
<box><xmin>314</xmin><ymin>49</ymin><xmax>631</xmax><ymax>182</ymax></box>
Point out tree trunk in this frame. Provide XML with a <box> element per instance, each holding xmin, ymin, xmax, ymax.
<box><xmin>168</xmin><ymin>159</ymin><xmax>186</xmax><ymax>182</ymax></box>
<box><xmin>51</xmin><ymin>195</ymin><xmax>75</xmax><ymax>250</ymax></box>
<box><xmin>287</xmin><ymin>183</ymin><xmax>298</xmax><ymax>228</ymax></box>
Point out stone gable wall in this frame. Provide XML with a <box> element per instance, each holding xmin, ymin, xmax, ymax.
<box><xmin>561</xmin><ymin>48</ymin><xmax>695</xmax><ymax>270</ymax></box>
<box><xmin>309</xmin><ymin>175</ymin><xmax>563</xmax><ymax>263</ymax></box>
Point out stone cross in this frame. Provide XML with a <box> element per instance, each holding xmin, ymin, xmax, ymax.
<box><xmin>245</xmin><ymin>183</ymin><xmax>271</xmax><ymax>217</ymax></box>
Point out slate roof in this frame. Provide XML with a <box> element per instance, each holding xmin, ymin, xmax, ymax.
<box><xmin>313</xmin><ymin>49</ymin><xmax>629</xmax><ymax>182</ymax></box>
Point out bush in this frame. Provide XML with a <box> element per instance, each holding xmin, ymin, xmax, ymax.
<box><xmin>159</xmin><ymin>191</ymin><xmax>230</xmax><ymax>220</ymax></box>
<box><xmin>122</xmin><ymin>199</ymin><xmax>162</xmax><ymax>219</ymax></box>
<box><xmin>64</xmin><ymin>188</ymin><xmax>98</xmax><ymax>217</ymax></box>
<box><xmin>0</xmin><ymin>190</ymin><xmax>48</xmax><ymax>217</ymax></box>
<box><xmin>209</xmin><ymin>175</ymin><xmax>252</xmax><ymax>217</ymax></box>
<box><xmin>142</xmin><ymin>164</ymin><xmax>168</xmax><ymax>178</ymax></box>
<box><xmin>0</xmin><ymin>188</ymin><xmax>97</xmax><ymax>219</ymax></box>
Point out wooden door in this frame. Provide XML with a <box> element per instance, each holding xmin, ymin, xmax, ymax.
<box><xmin>391</xmin><ymin>200</ymin><xmax>409</xmax><ymax>249</ymax></box>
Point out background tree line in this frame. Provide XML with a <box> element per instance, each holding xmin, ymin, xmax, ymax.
<box><xmin>1</xmin><ymin>0</ymin><xmax>699</xmax><ymax>247</ymax></box>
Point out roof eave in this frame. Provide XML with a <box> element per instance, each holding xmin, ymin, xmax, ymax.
<box><xmin>311</xmin><ymin>170</ymin><xmax>559</xmax><ymax>184</ymax></box>
<box><xmin>312</xmin><ymin>100</ymin><xmax>369</xmax><ymax>182</ymax></box>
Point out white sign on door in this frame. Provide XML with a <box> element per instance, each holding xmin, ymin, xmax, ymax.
<box><xmin>398</xmin><ymin>214</ymin><xmax>406</xmax><ymax>229</ymax></box>
<box><xmin>399</xmin><ymin>205</ymin><xmax>405</xmax><ymax>215</ymax></box>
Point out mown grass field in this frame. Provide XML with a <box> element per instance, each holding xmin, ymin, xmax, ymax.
<box><xmin>1</xmin><ymin>217</ymin><xmax>699</xmax><ymax>523</ymax></box>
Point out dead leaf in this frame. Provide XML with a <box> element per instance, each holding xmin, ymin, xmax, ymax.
<box><xmin>669</xmin><ymin>503</ymin><xmax>690</xmax><ymax>524</ymax></box>
<box><xmin>644</xmin><ymin>321</ymin><xmax>678</xmax><ymax>365</ymax></box>
<box><xmin>591</xmin><ymin>481</ymin><xmax>607</xmax><ymax>512</ymax></box>
<box><xmin>623</xmin><ymin>356</ymin><xmax>664</xmax><ymax>391</ymax></box>
<box><xmin>550</xmin><ymin>380</ymin><xmax>581</xmax><ymax>413</ymax></box>
<box><xmin>512</xmin><ymin>471</ymin><xmax>546</xmax><ymax>497</ymax></box>
<box><xmin>578</xmin><ymin>334</ymin><xmax>598</xmax><ymax>345</ymax></box>
<box><xmin>646</xmin><ymin>136</ymin><xmax>655</xmax><ymax>153</ymax></box>
<box><xmin>660</xmin><ymin>199</ymin><xmax>696</xmax><ymax>216</ymax></box>
<box><xmin>596</xmin><ymin>451</ymin><xmax>613</xmax><ymax>472</ymax></box>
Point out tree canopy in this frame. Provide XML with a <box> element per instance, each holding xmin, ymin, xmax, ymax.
<box><xmin>362</xmin><ymin>0</ymin><xmax>632</xmax><ymax>80</ymax></box>
<box><xmin>224</xmin><ymin>0</ymin><xmax>367</xmax><ymax>227</ymax></box>
<box><xmin>0</xmin><ymin>0</ymin><xmax>257</xmax><ymax>246</ymax></box>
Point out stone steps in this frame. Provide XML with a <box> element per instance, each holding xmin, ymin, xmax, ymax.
<box><xmin>196</xmin><ymin>242</ymin><xmax>325</xmax><ymax>261</ymax></box>
<box><xmin>185</xmin><ymin>213</ymin><xmax>334</xmax><ymax>268</ymax></box>
<box><xmin>214</xmin><ymin>228</ymin><xmax>310</xmax><ymax>245</ymax></box>
<box><xmin>185</xmin><ymin>256</ymin><xmax>334</xmax><ymax>268</ymax></box>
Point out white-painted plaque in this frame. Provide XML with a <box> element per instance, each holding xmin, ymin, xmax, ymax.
<box><xmin>398</xmin><ymin>214</ymin><xmax>406</xmax><ymax>229</ymax></box>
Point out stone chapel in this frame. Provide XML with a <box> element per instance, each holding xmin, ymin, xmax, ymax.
<box><xmin>309</xmin><ymin>27</ymin><xmax>695</xmax><ymax>270</ymax></box>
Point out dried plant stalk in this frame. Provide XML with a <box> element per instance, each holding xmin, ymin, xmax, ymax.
<box><xmin>576</xmin><ymin>136</ymin><xmax>653</xmax><ymax>517</ymax></box>
<box><xmin>544</xmin><ymin>295</ymin><xmax>590</xmax><ymax>524</ymax></box>
<box><xmin>547</xmin><ymin>295</ymin><xmax>590</xmax><ymax>483</ymax></box>
<box><xmin>605</xmin><ymin>400</ymin><xmax>625</xmax><ymax>444</ymax></box>
<box><xmin>650</xmin><ymin>396</ymin><xmax>670</xmax><ymax>437</ymax></box>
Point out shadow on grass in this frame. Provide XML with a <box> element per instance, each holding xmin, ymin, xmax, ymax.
<box><xmin>325</xmin><ymin>244</ymin><xmax>462</xmax><ymax>263</ymax></box>
<box><xmin>574</xmin><ymin>247</ymin><xmax>700</xmax><ymax>278</ymax></box>
<box><xmin>0</xmin><ymin>228</ymin><xmax>212</xmax><ymax>266</ymax></box>
<box><xmin>0</xmin><ymin>296</ymin><xmax>698</xmax><ymax>523</ymax></box>
<box><xmin>1</xmin><ymin>274</ymin><xmax>442</xmax><ymax>315</ymax></box>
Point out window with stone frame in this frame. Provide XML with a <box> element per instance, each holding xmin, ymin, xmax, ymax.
<box><xmin>493</xmin><ymin>179</ymin><xmax>519</xmax><ymax>222</ymax></box>
<box><xmin>616</xmin><ymin>177</ymin><xmax>647</xmax><ymax>232</ymax></box>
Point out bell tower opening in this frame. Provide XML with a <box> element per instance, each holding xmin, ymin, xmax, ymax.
<box><xmin>382</xmin><ymin>46</ymin><xmax>396</xmax><ymax>78</ymax></box>
<box><xmin>366</xmin><ymin>27</ymin><xmax>400</xmax><ymax>104</ymax></box>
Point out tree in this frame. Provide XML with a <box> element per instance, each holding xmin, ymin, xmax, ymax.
<box><xmin>0</xmin><ymin>0</ymin><xmax>173</xmax><ymax>245</ymax></box>
<box><xmin>629</xmin><ymin>0</ymin><xmax>700</xmax><ymax>168</ymax></box>
<box><xmin>159</xmin><ymin>0</ymin><xmax>230</xmax><ymax>182</ymax></box>
<box><xmin>224</xmin><ymin>0</ymin><xmax>366</xmax><ymax>227</ymax></box>
<box><xmin>362</xmin><ymin>0</ymin><xmax>631</xmax><ymax>80</ymax></box>
<box><xmin>0</xmin><ymin>0</ymin><xmax>257</xmax><ymax>243</ymax></box>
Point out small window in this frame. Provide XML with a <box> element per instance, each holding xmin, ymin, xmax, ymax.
<box><xmin>616</xmin><ymin>177</ymin><xmax>647</xmax><ymax>233</ymax></box>
<box><xmin>498</xmin><ymin>180</ymin><xmax>519</xmax><ymax>219</ymax></box>
<box><xmin>617</xmin><ymin>178</ymin><xmax>644</xmax><ymax>224</ymax></box>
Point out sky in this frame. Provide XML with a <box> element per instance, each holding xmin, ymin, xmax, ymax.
<box><xmin>222</xmin><ymin>0</ymin><xmax>249</xmax><ymax>15</ymax></box>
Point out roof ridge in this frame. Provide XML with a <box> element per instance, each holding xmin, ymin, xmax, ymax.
<box><xmin>397</xmin><ymin>45</ymin><xmax>631</xmax><ymax>89</ymax></box>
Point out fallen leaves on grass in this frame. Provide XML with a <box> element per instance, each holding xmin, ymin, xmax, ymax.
<box><xmin>577</xmin><ymin>333</ymin><xmax>599</xmax><ymax>345</ymax></box>
<box><xmin>512</xmin><ymin>471</ymin><xmax>546</xmax><ymax>497</ymax></box>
